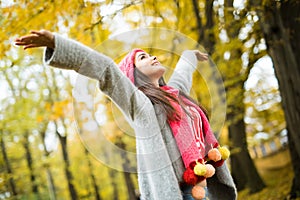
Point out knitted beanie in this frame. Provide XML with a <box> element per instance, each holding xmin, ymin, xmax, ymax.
<box><xmin>118</xmin><ymin>48</ymin><xmax>145</xmax><ymax>83</ymax></box>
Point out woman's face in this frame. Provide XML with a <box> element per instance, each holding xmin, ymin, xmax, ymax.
<box><xmin>134</xmin><ymin>51</ymin><xmax>165</xmax><ymax>85</ymax></box>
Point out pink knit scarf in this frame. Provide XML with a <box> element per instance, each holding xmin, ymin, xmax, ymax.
<box><xmin>161</xmin><ymin>85</ymin><xmax>219</xmax><ymax>168</ymax></box>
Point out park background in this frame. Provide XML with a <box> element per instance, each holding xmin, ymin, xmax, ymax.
<box><xmin>0</xmin><ymin>0</ymin><xmax>299</xmax><ymax>199</ymax></box>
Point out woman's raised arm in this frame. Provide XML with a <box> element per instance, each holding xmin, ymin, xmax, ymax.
<box><xmin>168</xmin><ymin>50</ymin><xmax>208</xmax><ymax>94</ymax></box>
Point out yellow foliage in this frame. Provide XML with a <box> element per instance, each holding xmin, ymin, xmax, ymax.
<box><xmin>36</xmin><ymin>115</ymin><xmax>44</xmax><ymax>123</ymax></box>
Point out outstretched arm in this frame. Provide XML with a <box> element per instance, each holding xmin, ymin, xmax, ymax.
<box><xmin>168</xmin><ymin>50</ymin><xmax>208</xmax><ymax>94</ymax></box>
<box><xmin>15</xmin><ymin>30</ymin><xmax>151</xmax><ymax>123</ymax></box>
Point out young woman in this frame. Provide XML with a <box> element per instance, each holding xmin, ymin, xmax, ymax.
<box><xmin>15</xmin><ymin>30</ymin><xmax>237</xmax><ymax>200</ymax></box>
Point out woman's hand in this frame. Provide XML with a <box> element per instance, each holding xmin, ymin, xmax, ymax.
<box><xmin>193</xmin><ymin>50</ymin><xmax>208</xmax><ymax>62</ymax></box>
<box><xmin>15</xmin><ymin>30</ymin><xmax>54</xmax><ymax>50</ymax></box>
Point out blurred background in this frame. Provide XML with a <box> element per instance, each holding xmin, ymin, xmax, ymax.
<box><xmin>0</xmin><ymin>0</ymin><xmax>299</xmax><ymax>199</ymax></box>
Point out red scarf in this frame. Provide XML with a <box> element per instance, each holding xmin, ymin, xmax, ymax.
<box><xmin>161</xmin><ymin>85</ymin><xmax>219</xmax><ymax>168</ymax></box>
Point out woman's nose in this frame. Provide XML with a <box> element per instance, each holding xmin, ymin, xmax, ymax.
<box><xmin>151</xmin><ymin>55</ymin><xmax>157</xmax><ymax>60</ymax></box>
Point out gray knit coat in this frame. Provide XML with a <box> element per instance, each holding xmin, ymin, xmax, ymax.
<box><xmin>44</xmin><ymin>34</ymin><xmax>237</xmax><ymax>200</ymax></box>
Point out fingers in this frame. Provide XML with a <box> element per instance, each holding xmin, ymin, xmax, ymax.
<box><xmin>14</xmin><ymin>40</ymin><xmax>30</xmax><ymax>46</ymax></box>
<box><xmin>194</xmin><ymin>51</ymin><xmax>208</xmax><ymax>61</ymax></box>
<box><xmin>15</xmin><ymin>35</ymin><xmax>35</xmax><ymax>43</ymax></box>
<box><xmin>30</xmin><ymin>30</ymin><xmax>43</xmax><ymax>35</ymax></box>
<box><xmin>201</xmin><ymin>54</ymin><xmax>208</xmax><ymax>60</ymax></box>
<box><xmin>15</xmin><ymin>42</ymin><xmax>43</xmax><ymax>50</ymax></box>
<box><xmin>14</xmin><ymin>41</ymin><xmax>26</xmax><ymax>46</ymax></box>
<box><xmin>15</xmin><ymin>38</ymin><xmax>22</xmax><ymax>42</ymax></box>
<box><xmin>15</xmin><ymin>33</ymin><xmax>40</xmax><ymax>48</ymax></box>
<box><xmin>14</xmin><ymin>30</ymin><xmax>41</xmax><ymax>43</ymax></box>
<box><xmin>31</xmin><ymin>30</ymin><xmax>53</xmax><ymax>39</ymax></box>
<box><xmin>23</xmin><ymin>44</ymin><xmax>41</xmax><ymax>50</ymax></box>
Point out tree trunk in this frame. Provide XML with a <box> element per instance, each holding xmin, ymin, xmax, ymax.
<box><xmin>23</xmin><ymin>132</ymin><xmax>39</xmax><ymax>197</ymax></box>
<box><xmin>229</xmin><ymin>118</ymin><xmax>265</xmax><ymax>193</ymax></box>
<box><xmin>46</xmin><ymin>168</ymin><xmax>57</xmax><ymax>200</ymax></box>
<box><xmin>103</xmin><ymin>149</ymin><xmax>119</xmax><ymax>200</ymax></box>
<box><xmin>116</xmin><ymin>138</ymin><xmax>137</xmax><ymax>200</ymax></box>
<box><xmin>108</xmin><ymin>169</ymin><xmax>119</xmax><ymax>200</ymax></box>
<box><xmin>287</xmin><ymin>128</ymin><xmax>300</xmax><ymax>199</ymax></box>
<box><xmin>123</xmin><ymin>172</ymin><xmax>136</xmax><ymax>200</ymax></box>
<box><xmin>203</xmin><ymin>0</ymin><xmax>215</xmax><ymax>54</ymax></box>
<box><xmin>0</xmin><ymin>132</ymin><xmax>18</xmax><ymax>196</ymax></box>
<box><xmin>56</xmin><ymin>131</ymin><xmax>78</xmax><ymax>200</ymax></box>
<box><xmin>191</xmin><ymin>0</ymin><xmax>204</xmax><ymax>43</ymax></box>
<box><xmin>254</xmin><ymin>0</ymin><xmax>300</xmax><ymax>197</ymax></box>
<box><xmin>40</xmin><ymin>127</ymin><xmax>57</xmax><ymax>200</ymax></box>
<box><xmin>230</xmin><ymin>155</ymin><xmax>247</xmax><ymax>191</ymax></box>
<box><xmin>84</xmin><ymin>148</ymin><xmax>102</xmax><ymax>200</ymax></box>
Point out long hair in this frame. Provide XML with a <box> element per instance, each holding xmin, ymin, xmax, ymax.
<box><xmin>134</xmin><ymin>68</ymin><xmax>209</xmax><ymax>121</ymax></box>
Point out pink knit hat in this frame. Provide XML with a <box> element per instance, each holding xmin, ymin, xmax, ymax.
<box><xmin>118</xmin><ymin>48</ymin><xmax>145</xmax><ymax>84</ymax></box>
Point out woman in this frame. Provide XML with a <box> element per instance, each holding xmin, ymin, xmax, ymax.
<box><xmin>15</xmin><ymin>30</ymin><xmax>237</xmax><ymax>200</ymax></box>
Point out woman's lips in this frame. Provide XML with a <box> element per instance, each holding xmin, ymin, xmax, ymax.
<box><xmin>152</xmin><ymin>61</ymin><xmax>160</xmax><ymax>66</ymax></box>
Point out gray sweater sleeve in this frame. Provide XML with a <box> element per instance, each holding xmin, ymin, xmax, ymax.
<box><xmin>168</xmin><ymin>50</ymin><xmax>198</xmax><ymax>94</ymax></box>
<box><xmin>44</xmin><ymin>34</ymin><xmax>150</xmax><ymax>122</ymax></box>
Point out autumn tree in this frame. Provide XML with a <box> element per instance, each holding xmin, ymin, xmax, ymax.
<box><xmin>249</xmin><ymin>0</ymin><xmax>300</xmax><ymax>198</ymax></box>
